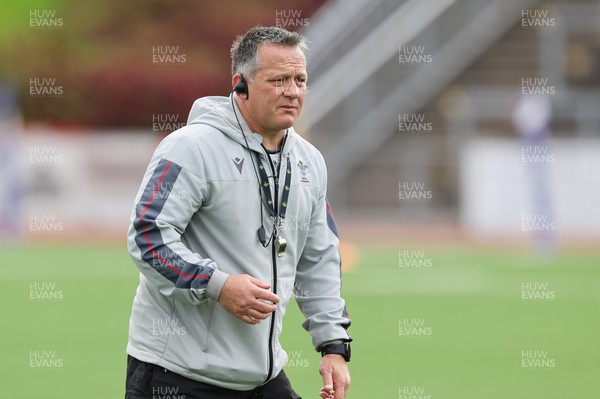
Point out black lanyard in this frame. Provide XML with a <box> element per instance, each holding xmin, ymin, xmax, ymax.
<box><xmin>257</xmin><ymin>155</ymin><xmax>292</xmax><ymax>219</ymax></box>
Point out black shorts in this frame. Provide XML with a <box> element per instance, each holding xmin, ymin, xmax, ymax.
<box><xmin>125</xmin><ymin>355</ymin><xmax>302</xmax><ymax>399</ymax></box>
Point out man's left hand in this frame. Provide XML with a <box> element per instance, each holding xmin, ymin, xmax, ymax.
<box><xmin>319</xmin><ymin>355</ymin><xmax>350</xmax><ymax>399</ymax></box>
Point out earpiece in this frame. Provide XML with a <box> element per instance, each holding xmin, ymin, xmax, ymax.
<box><xmin>234</xmin><ymin>75</ymin><xmax>249</xmax><ymax>99</ymax></box>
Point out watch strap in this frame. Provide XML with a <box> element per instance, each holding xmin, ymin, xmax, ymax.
<box><xmin>320</xmin><ymin>341</ymin><xmax>351</xmax><ymax>362</ymax></box>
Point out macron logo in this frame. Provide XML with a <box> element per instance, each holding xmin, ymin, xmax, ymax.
<box><xmin>232</xmin><ymin>157</ymin><xmax>244</xmax><ymax>174</ymax></box>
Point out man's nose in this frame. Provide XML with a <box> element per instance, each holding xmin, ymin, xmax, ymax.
<box><xmin>281</xmin><ymin>82</ymin><xmax>303</xmax><ymax>97</ymax></box>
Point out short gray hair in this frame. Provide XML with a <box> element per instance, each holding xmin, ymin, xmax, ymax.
<box><xmin>230</xmin><ymin>26</ymin><xmax>308</xmax><ymax>79</ymax></box>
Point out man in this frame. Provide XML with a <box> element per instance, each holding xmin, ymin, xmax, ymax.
<box><xmin>125</xmin><ymin>26</ymin><xmax>351</xmax><ymax>399</ymax></box>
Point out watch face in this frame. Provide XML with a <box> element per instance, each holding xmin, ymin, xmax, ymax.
<box><xmin>344</xmin><ymin>342</ymin><xmax>351</xmax><ymax>361</ymax></box>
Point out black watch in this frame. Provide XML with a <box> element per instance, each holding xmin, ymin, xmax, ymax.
<box><xmin>320</xmin><ymin>341</ymin><xmax>351</xmax><ymax>362</ymax></box>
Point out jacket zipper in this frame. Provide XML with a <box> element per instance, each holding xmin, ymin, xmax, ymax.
<box><xmin>265</xmin><ymin>228</ymin><xmax>277</xmax><ymax>382</ymax></box>
<box><xmin>263</xmin><ymin>148</ymin><xmax>281</xmax><ymax>383</ymax></box>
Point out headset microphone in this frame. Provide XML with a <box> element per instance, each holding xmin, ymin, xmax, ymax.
<box><xmin>233</xmin><ymin>75</ymin><xmax>249</xmax><ymax>99</ymax></box>
<box><xmin>257</xmin><ymin>226</ymin><xmax>267</xmax><ymax>245</ymax></box>
<box><xmin>231</xmin><ymin>86</ymin><xmax>271</xmax><ymax>249</ymax></box>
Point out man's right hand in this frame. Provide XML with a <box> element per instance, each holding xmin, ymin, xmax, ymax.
<box><xmin>217</xmin><ymin>274</ymin><xmax>280</xmax><ymax>325</ymax></box>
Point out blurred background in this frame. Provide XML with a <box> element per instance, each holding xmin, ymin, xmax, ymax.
<box><xmin>0</xmin><ymin>0</ymin><xmax>598</xmax><ymax>398</ymax></box>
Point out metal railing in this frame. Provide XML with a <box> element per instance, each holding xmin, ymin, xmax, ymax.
<box><xmin>300</xmin><ymin>0</ymin><xmax>541</xmax><ymax>192</ymax></box>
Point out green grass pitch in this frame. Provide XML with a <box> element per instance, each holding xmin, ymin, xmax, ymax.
<box><xmin>0</xmin><ymin>244</ymin><xmax>598</xmax><ymax>398</ymax></box>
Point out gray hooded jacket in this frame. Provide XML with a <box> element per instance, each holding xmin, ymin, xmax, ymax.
<box><xmin>126</xmin><ymin>95</ymin><xmax>351</xmax><ymax>390</ymax></box>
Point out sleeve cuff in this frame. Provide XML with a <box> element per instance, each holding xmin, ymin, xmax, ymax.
<box><xmin>206</xmin><ymin>269</ymin><xmax>229</xmax><ymax>300</ymax></box>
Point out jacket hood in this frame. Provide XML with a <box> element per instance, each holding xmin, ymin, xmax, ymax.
<box><xmin>186</xmin><ymin>94</ymin><xmax>298</xmax><ymax>155</ymax></box>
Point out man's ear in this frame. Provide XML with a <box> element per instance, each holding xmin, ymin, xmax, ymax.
<box><xmin>232</xmin><ymin>74</ymin><xmax>249</xmax><ymax>99</ymax></box>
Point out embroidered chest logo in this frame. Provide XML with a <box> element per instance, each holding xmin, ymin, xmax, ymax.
<box><xmin>297</xmin><ymin>160</ymin><xmax>309</xmax><ymax>183</ymax></box>
<box><xmin>232</xmin><ymin>157</ymin><xmax>244</xmax><ymax>174</ymax></box>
